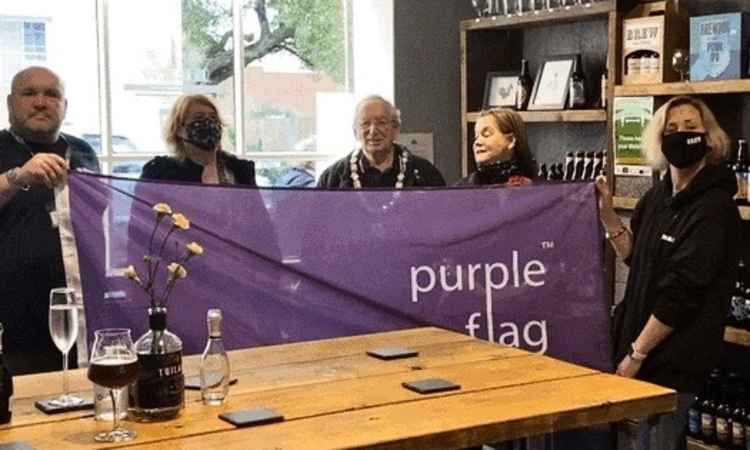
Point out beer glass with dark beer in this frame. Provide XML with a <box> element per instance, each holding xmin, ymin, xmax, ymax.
<box><xmin>88</xmin><ymin>328</ymin><xmax>138</xmax><ymax>442</ymax></box>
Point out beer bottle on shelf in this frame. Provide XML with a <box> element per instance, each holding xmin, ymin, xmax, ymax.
<box><xmin>729</xmin><ymin>260</ymin><xmax>746</xmax><ymax>328</ymax></box>
<box><xmin>538</xmin><ymin>163</ymin><xmax>548</xmax><ymax>181</ymax></box>
<box><xmin>733</xmin><ymin>139</ymin><xmax>748</xmax><ymax>205</ymax></box>
<box><xmin>593</xmin><ymin>151</ymin><xmax>604</xmax><ymax>178</ymax></box>
<box><xmin>0</xmin><ymin>323</ymin><xmax>12</xmax><ymax>424</ymax></box>
<box><xmin>717</xmin><ymin>373</ymin><xmax>738</xmax><ymax>447</ymax></box>
<box><xmin>688</xmin><ymin>390</ymin><xmax>704</xmax><ymax>440</ymax></box>
<box><xmin>582</xmin><ymin>151</ymin><xmax>595</xmax><ymax>180</ymax></box>
<box><xmin>731</xmin><ymin>379</ymin><xmax>746</xmax><ymax>450</ymax></box>
<box><xmin>568</xmin><ymin>54</ymin><xmax>587</xmax><ymax>109</ymax></box>
<box><xmin>701</xmin><ymin>369</ymin><xmax>721</xmax><ymax>444</ymax></box>
<box><xmin>563</xmin><ymin>152</ymin><xmax>575</xmax><ymax>181</ymax></box>
<box><xmin>572</xmin><ymin>151</ymin><xmax>585</xmax><ymax>180</ymax></box>
<box><xmin>515</xmin><ymin>59</ymin><xmax>532</xmax><ymax>111</ymax></box>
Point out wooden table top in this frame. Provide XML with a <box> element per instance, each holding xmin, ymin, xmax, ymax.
<box><xmin>0</xmin><ymin>327</ymin><xmax>675</xmax><ymax>449</ymax></box>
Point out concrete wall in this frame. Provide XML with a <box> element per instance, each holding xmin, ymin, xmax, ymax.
<box><xmin>393</xmin><ymin>0</ymin><xmax>474</xmax><ymax>183</ymax></box>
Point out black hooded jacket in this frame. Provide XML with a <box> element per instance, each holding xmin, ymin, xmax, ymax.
<box><xmin>615</xmin><ymin>163</ymin><xmax>742</xmax><ymax>392</ymax></box>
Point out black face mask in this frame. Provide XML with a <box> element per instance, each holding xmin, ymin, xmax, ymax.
<box><xmin>661</xmin><ymin>131</ymin><xmax>708</xmax><ymax>169</ymax></box>
<box><xmin>184</xmin><ymin>118</ymin><xmax>221</xmax><ymax>151</ymax></box>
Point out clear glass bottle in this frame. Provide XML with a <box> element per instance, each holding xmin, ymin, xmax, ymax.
<box><xmin>200</xmin><ymin>309</ymin><xmax>230</xmax><ymax>405</ymax></box>
<box><xmin>129</xmin><ymin>306</ymin><xmax>184</xmax><ymax>421</ymax></box>
<box><xmin>0</xmin><ymin>323</ymin><xmax>12</xmax><ymax>424</ymax></box>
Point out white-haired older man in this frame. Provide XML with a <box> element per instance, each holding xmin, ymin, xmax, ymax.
<box><xmin>317</xmin><ymin>96</ymin><xmax>445</xmax><ymax>188</ymax></box>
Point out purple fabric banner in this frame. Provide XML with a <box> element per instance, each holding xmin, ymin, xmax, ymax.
<box><xmin>67</xmin><ymin>172</ymin><xmax>612</xmax><ymax>371</ymax></box>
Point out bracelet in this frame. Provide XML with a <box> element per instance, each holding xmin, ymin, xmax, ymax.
<box><xmin>5</xmin><ymin>168</ymin><xmax>30</xmax><ymax>191</ymax></box>
<box><xmin>628</xmin><ymin>342</ymin><xmax>647</xmax><ymax>362</ymax></box>
<box><xmin>605</xmin><ymin>225</ymin><xmax>627</xmax><ymax>240</ymax></box>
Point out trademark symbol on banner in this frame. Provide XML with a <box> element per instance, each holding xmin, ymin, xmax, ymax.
<box><xmin>541</xmin><ymin>241</ymin><xmax>555</xmax><ymax>249</ymax></box>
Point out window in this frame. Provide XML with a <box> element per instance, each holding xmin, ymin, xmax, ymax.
<box><xmin>0</xmin><ymin>17</ymin><xmax>48</xmax><ymax>86</ymax></box>
<box><xmin>0</xmin><ymin>0</ymin><xmax>392</xmax><ymax>270</ymax></box>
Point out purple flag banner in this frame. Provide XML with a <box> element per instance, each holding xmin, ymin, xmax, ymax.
<box><xmin>66</xmin><ymin>172</ymin><xmax>612</xmax><ymax>371</ymax></box>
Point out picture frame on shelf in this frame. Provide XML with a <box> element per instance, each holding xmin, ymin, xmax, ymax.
<box><xmin>528</xmin><ymin>55</ymin><xmax>576</xmax><ymax>110</ymax></box>
<box><xmin>482</xmin><ymin>71</ymin><xmax>519</xmax><ymax>109</ymax></box>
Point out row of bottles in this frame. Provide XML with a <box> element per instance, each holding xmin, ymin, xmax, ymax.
<box><xmin>728</xmin><ymin>260</ymin><xmax>750</xmax><ymax>331</ymax></box>
<box><xmin>512</xmin><ymin>57</ymin><xmax>608</xmax><ymax>111</ymax></box>
<box><xmin>688</xmin><ymin>369</ymin><xmax>750</xmax><ymax>449</ymax></box>
<box><xmin>537</xmin><ymin>151</ymin><xmax>607</xmax><ymax>181</ymax></box>
<box><xmin>624</xmin><ymin>50</ymin><xmax>661</xmax><ymax>76</ymax></box>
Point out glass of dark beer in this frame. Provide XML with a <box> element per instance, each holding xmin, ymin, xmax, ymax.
<box><xmin>87</xmin><ymin>328</ymin><xmax>138</xmax><ymax>442</ymax></box>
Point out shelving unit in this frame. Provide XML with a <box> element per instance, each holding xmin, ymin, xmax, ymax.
<box><xmin>459</xmin><ymin>0</ymin><xmax>618</xmax><ymax>176</ymax></box>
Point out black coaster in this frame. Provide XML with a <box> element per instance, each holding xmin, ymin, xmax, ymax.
<box><xmin>219</xmin><ymin>407</ymin><xmax>284</xmax><ymax>428</ymax></box>
<box><xmin>402</xmin><ymin>378</ymin><xmax>461</xmax><ymax>395</ymax></box>
<box><xmin>0</xmin><ymin>442</ymin><xmax>36</xmax><ymax>450</ymax></box>
<box><xmin>34</xmin><ymin>398</ymin><xmax>93</xmax><ymax>415</ymax></box>
<box><xmin>366</xmin><ymin>346</ymin><xmax>419</xmax><ymax>360</ymax></box>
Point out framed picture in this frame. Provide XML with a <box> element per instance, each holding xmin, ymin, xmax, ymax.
<box><xmin>528</xmin><ymin>55</ymin><xmax>576</xmax><ymax>110</ymax></box>
<box><xmin>483</xmin><ymin>71</ymin><xmax>519</xmax><ymax>109</ymax></box>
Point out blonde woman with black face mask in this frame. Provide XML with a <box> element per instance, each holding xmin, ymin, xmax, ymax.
<box><xmin>596</xmin><ymin>95</ymin><xmax>741</xmax><ymax>450</ymax></box>
<box><xmin>141</xmin><ymin>94</ymin><xmax>255</xmax><ymax>186</ymax></box>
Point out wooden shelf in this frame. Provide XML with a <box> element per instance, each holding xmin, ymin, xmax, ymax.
<box><xmin>466</xmin><ymin>110</ymin><xmax>607</xmax><ymax>123</ymax></box>
<box><xmin>614</xmin><ymin>79</ymin><xmax>750</xmax><ymax>97</ymax></box>
<box><xmin>687</xmin><ymin>437</ymin><xmax>716</xmax><ymax>450</ymax></box>
<box><xmin>725</xmin><ymin>326</ymin><xmax>750</xmax><ymax>347</ymax></box>
<box><xmin>461</xmin><ymin>1</ymin><xmax>613</xmax><ymax>31</ymax></box>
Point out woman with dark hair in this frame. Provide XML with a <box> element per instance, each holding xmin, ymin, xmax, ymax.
<box><xmin>596</xmin><ymin>95</ymin><xmax>741</xmax><ymax>450</ymax></box>
<box><xmin>457</xmin><ymin>108</ymin><xmax>535</xmax><ymax>186</ymax></box>
<box><xmin>141</xmin><ymin>94</ymin><xmax>255</xmax><ymax>185</ymax></box>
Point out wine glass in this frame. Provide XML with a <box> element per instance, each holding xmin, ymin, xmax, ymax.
<box><xmin>48</xmin><ymin>287</ymin><xmax>85</xmax><ymax>407</ymax></box>
<box><xmin>88</xmin><ymin>328</ymin><xmax>138</xmax><ymax>442</ymax></box>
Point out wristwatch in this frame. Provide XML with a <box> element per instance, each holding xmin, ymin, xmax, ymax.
<box><xmin>628</xmin><ymin>343</ymin><xmax>647</xmax><ymax>362</ymax></box>
<box><xmin>5</xmin><ymin>167</ymin><xmax>30</xmax><ymax>191</ymax></box>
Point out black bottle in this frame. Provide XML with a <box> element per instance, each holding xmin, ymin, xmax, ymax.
<box><xmin>728</xmin><ymin>260</ymin><xmax>746</xmax><ymax>328</ymax></box>
<box><xmin>0</xmin><ymin>323</ymin><xmax>12</xmax><ymax>424</ymax></box>
<box><xmin>568</xmin><ymin>54</ymin><xmax>587</xmax><ymax>109</ymax></box>
<box><xmin>538</xmin><ymin>163</ymin><xmax>548</xmax><ymax>180</ymax></box>
<box><xmin>702</xmin><ymin>369</ymin><xmax>721</xmax><ymax>444</ymax></box>
<box><xmin>572</xmin><ymin>152</ymin><xmax>585</xmax><ymax>180</ymax></box>
<box><xmin>515</xmin><ymin>59</ymin><xmax>532</xmax><ymax>111</ymax></box>
<box><xmin>733</xmin><ymin>139</ymin><xmax>748</xmax><ymax>205</ymax></box>
<box><xmin>731</xmin><ymin>382</ymin><xmax>746</xmax><ymax>450</ymax></box>
<box><xmin>688</xmin><ymin>390</ymin><xmax>704</xmax><ymax>439</ymax></box>
<box><xmin>717</xmin><ymin>374</ymin><xmax>738</xmax><ymax>447</ymax></box>
<box><xmin>563</xmin><ymin>152</ymin><xmax>575</xmax><ymax>181</ymax></box>
<box><xmin>592</xmin><ymin>151</ymin><xmax>604</xmax><ymax>178</ymax></box>
<box><xmin>582</xmin><ymin>152</ymin><xmax>595</xmax><ymax>180</ymax></box>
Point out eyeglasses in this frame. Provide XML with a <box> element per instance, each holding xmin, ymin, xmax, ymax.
<box><xmin>357</xmin><ymin>119</ymin><xmax>395</xmax><ymax>132</ymax></box>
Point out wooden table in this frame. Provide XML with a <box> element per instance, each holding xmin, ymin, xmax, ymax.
<box><xmin>0</xmin><ymin>327</ymin><xmax>675</xmax><ymax>449</ymax></box>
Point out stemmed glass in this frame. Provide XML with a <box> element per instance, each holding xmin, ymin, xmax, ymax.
<box><xmin>48</xmin><ymin>287</ymin><xmax>85</xmax><ymax>407</ymax></box>
<box><xmin>88</xmin><ymin>328</ymin><xmax>139</xmax><ymax>442</ymax></box>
